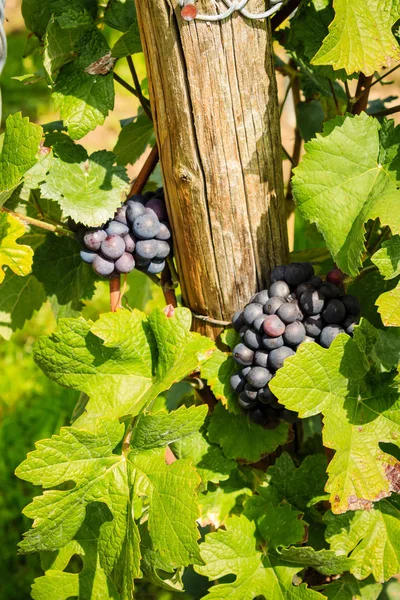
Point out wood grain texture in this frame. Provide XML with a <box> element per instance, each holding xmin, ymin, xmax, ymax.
<box><xmin>136</xmin><ymin>0</ymin><xmax>288</xmax><ymax>337</ymax></box>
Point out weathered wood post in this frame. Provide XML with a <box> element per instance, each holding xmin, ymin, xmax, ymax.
<box><xmin>136</xmin><ymin>0</ymin><xmax>289</xmax><ymax>337</ymax></box>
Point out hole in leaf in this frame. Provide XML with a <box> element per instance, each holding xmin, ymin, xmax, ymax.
<box><xmin>64</xmin><ymin>554</ymin><xmax>83</xmax><ymax>574</ymax></box>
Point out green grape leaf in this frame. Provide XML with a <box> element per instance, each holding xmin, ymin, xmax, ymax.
<box><xmin>244</xmin><ymin>486</ymin><xmax>307</xmax><ymax>550</ymax></box>
<box><xmin>372</xmin><ymin>236</ymin><xmax>400</xmax><ymax>280</ymax></box>
<box><xmin>266</xmin><ymin>452</ymin><xmax>328</xmax><ymax>511</ymax></box>
<box><xmin>40</xmin><ymin>149</ymin><xmax>129</xmax><ymax>226</ymax></box>
<box><xmin>0</xmin><ymin>270</ymin><xmax>46</xmax><ymax>338</ymax></box>
<box><xmin>0</xmin><ymin>213</ymin><xmax>34</xmax><ymax>283</ymax></box>
<box><xmin>43</xmin><ymin>12</ymin><xmax>93</xmax><ymax>80</ymax></box>
<box><xmin>279</xmin><ymin>547</ymin><xmax>353</xmax><ymax>576</ymax></box>
<box><xmin>139</xmin><ymin>523</ymin><xmax>185</xmax><ymax>592</ymax></box>
<box><xmin>52</xmin><ymin>27</ymin><xmax>114</xmax><ymax>139</ymax></box>
<box><xmin>347</xmin><ymin>270</ymin><xmax>399</xmax><ymax>328</ymax></box>
<box><xmin>16</xmin><ymin>419</ymin><xmax>127</xmax><ymax>553</ymax></box>
<box><xmin>287</xmin><ymin>0</ymin><xmax>348</xmax><ymax>82</ymax></box>
<box><xmin>325</xmin><ymin>496</ymin><xmax>400</xmax><ymax>583</ymax></box>
<box><xmin>311</xmin><ymin>0</ymin><xmax>400</xmax><ymax>76</ymax></box>
<box><xmin>195</xmin><ymin>515</ymin><xmax>325</xmax><ymax>600</ymax></box>
<box><xmin>271</xmin><ymin>335</ymin><xmax>400</xmax><ymax>514</ymax></box>
<box><xmin>320</xmin><ymin>574</ymin><xmax>382</xmax><ymax>600</ymax></box>
<box><xmin>201</xmin><ymin>348</ymin><xmax>240</xmax><ymax>414</ymax></box>
<box><xmin>32</xmin><ymin>234</ymin><xmax>97</xmax><ymax>311</ymax></box>
<box><xmin>112</xmin><ymin>22</ymin><xmax>142</xmax><ymax>58</ymax></box>
<box><xmin>197</xmin><ymin>475</ymin><xmax>252</xmax><ymax>528</ymax></box>
<box><xmin>104</xmin><ymin>0</ymin><xmax>136</xmax><ymax>32</ymax></box>
<box><xmin>0</xmin><ymin>113</ymin><xmax>42</xmax><ymax>204</ymax></box>
<box><xmin>113</xmin><ymin>115</ymin><xmax>155</xmax><ymax>166</ymax></box>
<box><xmin>31</xmin><ymin>504</ymin><xmax>120</xmax><ymax>600</ymax></box>
<box><xmin>376</xmin><ymin>283</ymin><xmax>400</xmax><ymax>326</ymax></box>
<box><xmin>130</xmin><ymin>451</ymin><xmax>202</xmax><ymax>567</ymax></box>
<box><xmin>171</xmin><ymin>429</ymin><xmax>236</xmax><ymax>485</ymax></box>
<box><xmin>34</xmin><ymin>308</ymin><xmax>215</xmax><ymax>427</ymax></box>
<box><xmin>17</xmin><ymin>413</ymin><xmax>204</xmax><ymax>593</ymax></box>
<box><xmin>354</xmin><ymin>318</ymin><xmax>400</xmax><ymax>371</ymax></box>
<box><xmin>21</xmin><ymin>0</ymin><xmax>97</xmax><ymax>38</ymax></box>
<box><xmin>207</xmin><ymin>402</ymin><xmax>289</xmax><ymax>463</ymax></box>
<box><xmin>292</xmin><ymin>113</ymin><xmax>400</xmax><ymax>276</ymax></box>
<box><xmin>130</xmin><ymin>405</ymin><xmax>208</xmax><ymax>451</ymax></box>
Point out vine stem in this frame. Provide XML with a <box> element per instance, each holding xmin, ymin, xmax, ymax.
<box><xmin>1</xmin><ymin>207</ymin><xmax>74</xmax><ymax>237</ymax></box>
<box><xmin>129</xmin><ymin>144</ymin><xmax>159</xmax><ymax>197</ymax></box>
<box><xmin>369</xmin><ymin>103</ymin><xmax>400</xmax><ymax>118</ymax></box>
<box><xmin>285</xmin><ymin>60</ymin><xmax>302</xmax><ymax>215</ymax></box>
<box><xmin>351</xmin><ymin>73</ymin><xmax>373</xmax><ymax>115</ymax></box>
<box><xmin>126</xmin><ymin>56</ymin><xmax>153</xmax><ymax>122</ymax></box>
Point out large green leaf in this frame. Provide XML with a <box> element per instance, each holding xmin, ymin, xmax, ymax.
<box><xmin>17</xmin><ymin>408</ymin><xmax>207</xmax><ymax>594</ymax></box>
<box><xmin>43</xmin><ymin>11</ymin><xmax>93</xmax><ymax>81</ymax></box>
<box><xmin>372</xmin><ymin>236</ymin><xmax>400</xmax><ymax>280</ymax></box>
<box><xmin>0</xmin><ymin>270</ymin><xmax>46</xmax><ymax>338</ymax></box>
<box><xmin>113</xmin><ymin>115</ymin><xmax>155</xmax><ymax>166</ymax></box>
<box><xmin>21</xmin><ymin>0</ymin><xmax>97</xmax><ymax>38</ymax></box>
<box><xmin>325</xmin><ymin>496</ymin><xmax>400</xmax><ymax>583</ymax></box>
<box><xmin>111</xmin><ymin>22</ymin><xmax>142</xmax><ymax>58</ymax></box>
<box><xmin>0</xmin><ymin>113</ymin><xmax>42</xmax><ymax>204</ymax></box>
<box><xmin>376</xmin><ymin>284</ymin><xmax>400</xmax><ymax>326</ymax></box>
<box><xmin>271</xmin><ymin>335</ymin><xmax>400</xmax><ymax>514</ymax></box>
<box><xmin>207</xmin><ymin>402</ymin><xmax>289</xmax><ymax>463</ymax></box>
<box><xmin>195</xmin><ymin>515</ymin><xmax>325</xmax><ymax>600</ymax></box>
<box><xmin>40</xmin><ymin>147</ymin><xmax>129</xmax><ymax>226</ymax></box>
<box><xmin>311</xmin><ymin>0</ymin><xmax>400</xmax><ymax>76</ymax></box>
<box><xmin>32</xmin><ymin>234</ymin><xmax>97</xmax><ymax>312</ymax></box>
<box><xmin>319</xmin><ymin>574</ymin><xmax>382</xmax><ymax>600</ymax></box>
<box><xmin>31</xmin><ymin>504</ymin><xmax>120</xmax><ymax>600</ymax></box>
<box><xmin>0</xmin><ymin>213</ymin><xmax>34</xmax><ymax>283</ymax></box>
<box><xmin>292</xmin><ymin>114</ymin><xmax>400</xmax><ymax>276</ymax></box>
<box><xmin>171</xmin><ymin>429</ymin><xmax>236</xmax><ymax>485</ymax></box>
<box><xmin>52</xmin><ymin>28</ymin><xmax>114</xmax><ymax>139</ymax></box>
<box><xmin>34</xmin><ymin>308</ymin><xmax>215</xmax><ymax>428</ymax></box>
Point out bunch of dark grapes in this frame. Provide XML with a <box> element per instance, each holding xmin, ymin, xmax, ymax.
<box><xmin>230</xmin><ymin>263</ymin><xmax>360</xmax><ymax>427</ymax></box>
<box><xmin>77</xmin><ymin>188</ymin><xmax>171</xmax><ymax>277</ymax></box>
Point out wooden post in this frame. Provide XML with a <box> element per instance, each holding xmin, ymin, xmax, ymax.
<box><xmin>136</xmin><ymin>1</ymin><xmax>289</xmax><ymax>338</ymax></box>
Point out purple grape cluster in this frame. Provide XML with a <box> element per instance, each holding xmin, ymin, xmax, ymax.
<box><xmin>230</xmin><ymin>263</ymin><xmax>360</xmax><ymax>426</ymax></box>
<box><xmin>77</xmin><ymin>188</ymin><xmax>171</xmax><ymax>277</ymax></box>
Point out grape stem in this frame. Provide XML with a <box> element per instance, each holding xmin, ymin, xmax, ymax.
<box><xmin>126</xmin><ymin>56</ymin><xmax>153</xmax><ymax>122</ymax></box>
<box><xmin>351</xmin><ymin>73</ymin><xmax>373</xmax><ymax>115</ymax></box>
<box><xmin>369</xmin><ymin>103</ymin><xmax>400</xmax><ymax>118</ymax></box>
<box><xmin>129</xmin><ymin>144</ymin><xmax>159</xmax><ymax>197</ymax></box>
<box><xmin>110</xmin><ymin>276</ymin><xmax>122</xmax><ymax>312</ymax></box>
<box><xmin>0</xmin><ymin>207</ymin><xmax>74</xmax><ymax>238</ymax></box>
<box><xmin>191</xmin><ymin>313</ymin><xmax>231</xmax><ymax>326</ymax></box>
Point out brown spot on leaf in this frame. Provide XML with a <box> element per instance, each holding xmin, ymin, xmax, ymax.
<box><xmin>163</xmin><ymin>304</ymin><xmax>175</xmax><ymax>318</ymax></box>
<box><xmin>85</xmin><ymin>52</ymin><xmax>116</xmax><ymax>75</ymax></box>
<box><xmin>358</xmin><ymin>426</ymin><xmax>363</xmax><ymax>432</ymax></box>
<box><xmin>347</xmin><ymin>495</ymin><xmax>373</xmax><ymax>511</ymax></box>
<box><xmin>386</xmin><ymin>463</ymin><xmax>400</xmax><ymax>493</ymax></box>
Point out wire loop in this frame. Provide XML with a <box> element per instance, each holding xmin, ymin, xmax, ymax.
<box><xmin>179</xmin><ymin>0</ymin><xmax>284</xmax><ymax>22</ymax></box>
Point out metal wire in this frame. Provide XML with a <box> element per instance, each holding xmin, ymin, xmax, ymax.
<box><xmin>180</xmin><ymin>0</ymin><xmax>284</xmax><ymax>21</ymax></box>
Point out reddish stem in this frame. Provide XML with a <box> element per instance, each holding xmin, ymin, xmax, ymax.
<box><xmin>161</xmin><ymin>262</ymin><xmax>178</xmax><ymax>307</ymax></box>
<box><xmin>352</xmin><ymin>74</ymin><xmax>373</xmax><ymax>115</ymax></box>
<box><xmin>129</xmin><ymin>144</ymin><xmax>159</xmax><ymax>196</ymax></box>
<box><xmin>110</xmin><ymin>276</ymin><xmax>122</xmax><ymax>312</ymax></box>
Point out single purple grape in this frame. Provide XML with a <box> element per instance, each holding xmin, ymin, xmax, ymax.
<box><xmin>132</xmin><ymin>212</ymin><xmax>160</xmax><ymax>239</ymax></box>
<box><xmin>155</xmin><ymin>240</ymin><xmax>171</xmax><ymax>259</ymax></box>
<box><xmin>83</xmin><ymin>228</ymin><xmax>107</xmax><ymax>251</ymax></box>
<box><xmin>114</xmin><ymin>205</ymin><xmax>128</xmax><ymax>225</ymax></box>
<box><xmin>92</xmin><ymin>254</ymin><xmax>115</xmax><ymax>277</ymax></box>
<box><xmin>156</xmin><ymin>222</ymin><xmax>171</xmax><ymax>241</ymax></box>
<box><xmin>100</xmin><ymin>235</ymin><xmax>126</xmax><ymax>260</ymax></box>
<box><xmin>114</xmin><ymin>252</ymin><xmax>135</xmax><ymax>274</ymax></box>
<box><xmin>145</xmin><ymin>197</ymin><xmax>168</xmax><ymax>221</ymax></box>
<box><xmin>263</xmin><ymin>315</ymin><xmax>285</xmax><ymax>337</ymax></box>
<box><xmin>105</xmin><ymin>220</ymin><xmax>129</xmax><ymax>236</ymax></box>
<box><xmin>136</xmin><ymin>239</ymin><xmax>159</xmax><ymax>260</ymax></box>
<box><xmin>80</xmin><ymin>249</ymin><xmax>96</xmax><ymax>264</ymax></box>
<box><xmin>123</xmin><ymin>233</ymin><xmax>136</xmax><ymax>253</ymax></box>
